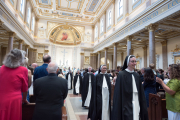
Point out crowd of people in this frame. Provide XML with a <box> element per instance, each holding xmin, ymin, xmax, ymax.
<box><xmin>0</xmin><ymin>48</ymin><xmax>180</xmax><ymax>120</ymax></box>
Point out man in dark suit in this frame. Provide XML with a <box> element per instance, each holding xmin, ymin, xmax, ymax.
<box><xmin>33</xmin><ymin>55</ymin><xmax>51</xmax><ymax>82</ymax></box>
<box><xmin>33</xmin><ymin>62</ymin><xmax>68</xmax><ymax>120</ymax></box>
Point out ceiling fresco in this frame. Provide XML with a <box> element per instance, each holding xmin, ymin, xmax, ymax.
<box><xmin>31</xmin><ymin>0</ymin><xmax>112</xmax><ymax>24</ymax></box>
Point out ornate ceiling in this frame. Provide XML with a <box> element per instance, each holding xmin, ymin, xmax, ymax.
<box><xmin>32</xmin><ymin>0</ymin><xmax>112</xmax><ymax>25</ymax></box>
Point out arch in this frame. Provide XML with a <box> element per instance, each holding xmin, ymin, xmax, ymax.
<box><xmin>49</xmin><ymin>25</ymin><xmax>81</xmax><ymax>45</ymax></box>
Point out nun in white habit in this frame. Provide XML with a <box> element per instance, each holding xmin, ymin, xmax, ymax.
<box><xmin>112</xmin><ymin>55</ymin><xmax>148</xmax><ymax>120</ymax></box>
<box><xmin>88</xmin><ymin>65</ymin><xmax>111</xmax><ymax>120</ymax></box>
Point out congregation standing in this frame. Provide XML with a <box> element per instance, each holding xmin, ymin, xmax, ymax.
<box><xmin>0</xmin><ymin>48</ymin><xmax>180</xmax><ymax>120</ymax></box>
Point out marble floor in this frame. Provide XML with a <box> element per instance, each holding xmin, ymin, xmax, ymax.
<box><xmin>65</xmin><ymin>90</ymin><xmax>89</xmax><ymax>120</ymax></box>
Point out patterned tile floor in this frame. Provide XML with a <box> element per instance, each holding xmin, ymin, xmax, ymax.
<box><xmin>65</xmin><ymin>90</ymin><xmax>88</xmax><ymax>120</ymax></box>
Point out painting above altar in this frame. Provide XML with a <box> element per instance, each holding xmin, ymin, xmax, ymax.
<box><xmin>49</xmin><ymin>25</ymin><xmax>81</xmax><ymax>45</ymax></box>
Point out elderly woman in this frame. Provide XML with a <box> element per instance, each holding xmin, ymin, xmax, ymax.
<box><xmin>156</xmin><ymin>64</ymin><xmax>180</xmax><ymax>120</ymax></box>
<box><xmin>0</xmin><ymin>49</ymin><xmax>28</xmax><ymax>120</ymax></box>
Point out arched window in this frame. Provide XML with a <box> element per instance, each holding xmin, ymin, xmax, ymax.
<box><xmin>31</xmin><ymin>17</ymin><xmax>35</xmax><ymax>31</ymax></box>
<box><xmin>101</xmin><ymin>19</ymin><xmax>103</xmax><ymax>33</ymax></box>
<box><xmin>20</xmin><ymin>0</ymin><xmax>24</xmax><ymax>14</ymax></box>
<box><xmin>133</xmin><ymin>0</ymin><xmax>137</xmax><ymax>3</ymax></box>
<box><xmin>108</xmin><ymin>11</ymin><xmax>111</xmax><ymax>26</ymax></box>
<box><xmin>118</xmin><ymin>0</ymin><xmax>123</xmax><ymax>17</ymax></box>
<box><xmin>95</xmin><ymin>26</ymin><xmax>98</xmax><ymax>38</ymax></box>
<box><xmin>27</xmin><ymin>8</ymin><xmax>31</xmax><ymax>24</ymax></box>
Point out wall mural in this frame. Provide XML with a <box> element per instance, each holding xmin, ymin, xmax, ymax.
<box><xmin>49</xmin><ymin>25</ymin><xmax>81</xmax><ymax>45</ymax></box>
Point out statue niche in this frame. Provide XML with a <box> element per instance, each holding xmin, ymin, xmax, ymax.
<box><xmin>49</xmin><ymin>25</ymin><xmax>81</xmax><ymax>45</ymax></box>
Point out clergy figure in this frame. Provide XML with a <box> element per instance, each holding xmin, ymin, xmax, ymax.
<box><xmin>73</xmin><ymin>70</ymin><xmax>82</xmax><ymax>95</ymax></box>
<box><xmin>88</xmin><ymin>65</ymin><xmax>111</xmax><ymax>120</ymax></box>
<box><xmin>66</xmin><ymin>70</ymin><xmax>73</xmax><ymax>90</ymax></box>
<box><xmin>81</xmin><ymin>67</ymin><xmax>95</xmax><ymax>107</ymax></box>
<box><xmin>112</xmin><ymin>55</ymin><xmax>148</xmax><ymax>120</ymax></box>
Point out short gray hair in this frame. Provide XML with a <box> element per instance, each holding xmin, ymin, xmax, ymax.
<box><xmin>47</xmin><ymin>62</ymin><xmax>58</xmax><ymax>73</ymax></box>
<box><xmin>3</xmin><ymin>49</ymin><xmax>24</xmax><ymax>68</ymax></box>
<box><xmin>88</xmin><ymin>66</ymin><xmax>92</xmax><ymax>70</ymax></box>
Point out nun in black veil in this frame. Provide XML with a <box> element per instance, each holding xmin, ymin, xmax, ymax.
<box><xmin>88</xmin><ymin>65</ymin><xmax>111</xmax><ymax>120</ymax></box>
<box><xmin>112</xmin><ymin>55</ymin><xmax>148</xmax><ymax>120</ymax></box>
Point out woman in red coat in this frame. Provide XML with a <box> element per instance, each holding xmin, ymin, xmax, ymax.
<box><xmin>0</xmin><ymin>49</ymin><xmax>28</xmax><ymax>120</ymax></box>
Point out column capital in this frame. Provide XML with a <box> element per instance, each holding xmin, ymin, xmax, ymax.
<box><xmin>18</xmin><ymin>40</ymin><xmax>24</xmax><ymax>44</ymax></box>
<box><xmin>92</xmin><ymin>25</ymin><xmax>95</xmax><ymax>29</ymax></box>
<box><xmin>126</xmin><ymin>35</ymin><xmax>133</xmax><ymax>41</ymax></box>
<box><xmin>44</xmin><ymin>50</ymin><xmax>49</xmax><ymax>53</ymax></box>
<box><xmin>80</xmin><ymin>53</ymin><xmax>84</xmax><ymax>56</ymax></box>
<box><xmin>145</xmin><ymin>24</ymin><xmax>158</xmax><ymax>32</ymax></box>
<box><xmin>143</xmin><ymin>45</ymin><xmax>147</xmax><ymax>50</ymax></box>
<box><xmin>98</xmin><ymin>51</ymin><xmax>101</xmax><ymax>54</ymax></box>
<box><xmin>113</xmin><ymin>43</ymin><xmax>119</xmax><ymax>47</ymax></box>
<box><xmin>0</xmin><ymin>19</ymin><xmax>4</xmax><ymax>26</ymax></box>
<box><xmin>90</xmin><ymin>53</ymin><xmax>97</xmax><ymax>56</ymax></box>
<box><xmin>33</xmin><ymin>49</ymin><xmax>37</xmax><ymax>52</ymax></box>
<box><xmin>112</xmin><ymin>0</ymin><xmax>115</xmax><ymax>4</ymax></box>
<box><xmin>25</xmin><ymin>45</ymin><xmax>30</xmax><ymax>48</ymax></box>
<box><xmin>35</xmin><ymin>17</ymin><xmax>39</xmax><ymax>21</ymax></box>
<box><xmin>104</xmin><ymin>47</ymin><xmax>108</xmax><ymax>50</ymax></box>
<box><xmin>161</xmin><ymin>40</ymin><xmax>167</xmax><ymax>46</ymax></box>
<box><xmin>104</xmin><ymin>10</ymin><xmax>106</xmax><ymax>14</ymax></box>
<box><xmin>9</xmin><ymin>32</ymin><xmax>16</xmax><ymax>37</ymax></box>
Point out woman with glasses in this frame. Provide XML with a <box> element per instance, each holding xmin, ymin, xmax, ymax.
<box><xmin>88</xmin><ymin>65</ymin><xmax>111</xmax><ymax>120</ymax></box>
<box><xmin>112</xmin><ymin>55</ymin><xmax>148</xmax><ymax>120</ymax></box>
<box><xmin>156</xmin><ymin>64</ymin><xmax>180</xmax><ymax>120</ymax></box>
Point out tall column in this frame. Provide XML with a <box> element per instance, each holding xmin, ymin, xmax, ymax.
<box><xmin>90</xmin><ymin>53</ymin><xmax>95</xmax><ymax>69</ymax></box>
<box><xmin>34</xmin><ymin>17</ymin><xmax>39</xmax><ymax>37</ymax></box>
<box><xmin>113</xmin><ymin>43</ymin><xmax>118</xmax><ymax>69</ymax></box>
<box><xmin>8</xmin><ymin>32</ymin><xmax>15</xmax><ymax>53</ymax></box>
<box><xmin>131</xmin><ymin>49</ymin><xmax>134</xmax><ymax>55</ymax></box>
<box><xmin>80</xmin><ymin>53</ymin><xmax>84</xmax><ymax>69</ymax></box>
<box><xmin>98</xmin><ymin>21</ymin><xmax>100</xmax><ymax>39</ymax></box>
<box><xmin>92</xmin><ymin>26</ymin><xmax>94</xmax><ymax>43</ymax></box>
<box><xmin>24</xmin><ymin>0</ymin><xmax>28</xmax><ymax>22</ymax></box>
<box><xmin>143</xmin><ymin>46</ymin><xmax>147</xmax><ymax>67</ymax></box>
<box><xmin>161</xmin><ymin>40</ymin><xmax>168</xmax><ymax>70</ymax></box>
<box><xmin>146</xmin><ymin>24</ymin><xmax>158</xmax><ymax>68</ymax></box>
<box><xmin>25</xmin><ymin>45</ymin><xmax>29</xmax><ymax>57</ymax></box>
<box><xmin>125</xmin><ymin>0</ymin><xmax>129</xmax><ymax>17</ymax></box>
<box><xmin>98</xmin><ymin>51</ymin><xmax>101</xmax><ymax>67</ymax></box>
<box><xmin>33</xmin><ymin>49</ymin><xmax>37</xmax><ymax>63</ymax></box>
<box><xmin>44</xmin><ymin>50</ymin><xmax>49</xmax><ymax>55</ymax></box>
<box><xmin>121</xmin><ymin>52</ymin><xmax>124</xmax><ymax>66</ymax></box>
<box><xmin>113</xmin><ymin>0</ymin><xmax>116</xmax><ymax>27</ymax></box>
<box><xmin>126</xmin><ymin>36</ymin><xmax>133</xmax><ymax>56</ymax></box>
<box><xmin>18</xmin><ymin>40</ymin><xmax>24</xmax><ymax>50</ymax></box>
<box><xmin>104</xmin><ymin>11</ymin><xmax>106</xmax><ymax>33</ymax></box>
<box><xmin>1</xmin><ymin>47</ymin><xmax>7</xmax><ymax>65</ymax></box>
<box><xmin>104</xmin><ymin>48</ymin><xmax>108</xmax><ymax>65</ymax></box>
<box><xmin>28</xmin><ymin>48</ymin><xmax>33</xmax><ymax>64</ymax></box>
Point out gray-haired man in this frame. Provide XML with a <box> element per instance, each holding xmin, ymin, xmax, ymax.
<box><xmin>33</xmin><ymin>62</ymin><xmax>68</xmax><ymax>120</ymax></box>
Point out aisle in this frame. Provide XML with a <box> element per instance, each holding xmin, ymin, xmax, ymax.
<box><xmin>65</xmin><ymin>90</ymin><xmax>88</xmax><ymax>120</ymax></box>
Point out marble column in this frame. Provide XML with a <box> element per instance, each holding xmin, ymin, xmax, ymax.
<box><xmin>146</xmin><ymin>24</ymin><xmax>158</xmax><ymax>68</ymax></box>
<box><xmin>33</xmin><ymin>49</ymin><xmax>37</xmax><ymax>63</ymax></box>
<box><xmin>161</xmin><ymin>40</ymin><xmax>168</xmax><ymax>70</ymax></box>
<box><xmin>94</xmin><ymin>53</ymin><xmax>97</xmax><ymax>69</ymax></box>
<box><xmin>143</xmin><ymin>46</ymin><xmax>147</xmax><ymax>67</ymax></box>
<box><xmin>121</xmin><ymin>52</ymin><xmax>124</xmax><ymax>66</ymax></box>
<box><xmin>25</xmin><ymin>45</ymin><xmax>29</xmax><ymax>57</ymax></box>
<box><xmin>28</xmin><ymin>48</ymin><xmax>33</xmax><ymax>64</ymax></box>
<box><xmin>8</xmin><ymin>32</ymin><xmax>15</xmax><ymax>53</ymax></box>
<box><xmin>113</xmin><ymin>43</ymin><xmax>118</xmax><ymax>69</ymax></box>
<box><xmin>24</xmin><ymin>0</ymin><xmax>28</xmax><ymax>22</ymax></box>
<box><xmin>98</xmin><ymin>21</ymin><xmax>100</xmax><ymax>40</ymax></box>
<box><xmin>44</xmin><ymin>50</ymin><xmax>49</xmax><ymax>55</ymax></box>
<box><xmin>92</xmin><ymin>26</ymin><xmax>94</xmax><ymax>43</ymax></box>
<box><xmin>18</xmin><ymin>40</ymin><xmax>24</xmax><ymax>50</ymax></box>
<box><xmin>1</xmin><ymin>47</ymin><xmax>7</xmax><ymax>65</ymax></box>
<box><xmin>131</xmin><ymin>49</ymin><xmax>134</xmax><ymax>55</ymax></box>
<box><xmin>34</xmin><ymin>17</ymin><xmax>39</xmax><ymax>37</ymax></box>
<box><xmin>90</xmin><ymin>53</ymin><xmax>97</xmax><ymax>69</ymax></box>
<box><xmin>80</xmin><ymin>53</ymin><xmax>84</xmax><ymax>69</ymax></box>
<box><xmin>104</xmin><ymin>11</ymin><xmax>106</xmax><ymax>33</ymax></box>
<box><xmin>113</xmin><ymin>0</ymin><xmax>116</xmax><ymax>26</ymax></box>
<box><xmin>98</xmin><ymin>51</ymin><xmax>101</xmax><ymax>68</ymax></box>
<box><xmin>104</xmin><ymin>48</ymin><xmax>108</xmax><ymax>65</ymax></box>
<box><xmin>126</xmin><ymin>36</ymin><xmax>133</xmax><ymax>56</ymax></box>
<box><xmin>125</xmin><ymin>0</ymin><xmax>129</xmax><ymax>17</ymax></box>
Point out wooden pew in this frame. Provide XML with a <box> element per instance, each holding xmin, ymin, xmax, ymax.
<box><xmin>148</xmin><ymin>93</ymin><xmax>168</xmax><ymax>120</ymax></box>
<box><xmin>111</xmin><ymin>83</ymin><xmax>115</xmax><ymax>106</ymax></box>
<box><xmin>22</xmin><ymin>104</ymin><xmax>67</xmax><ymax>120</ymax></box>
